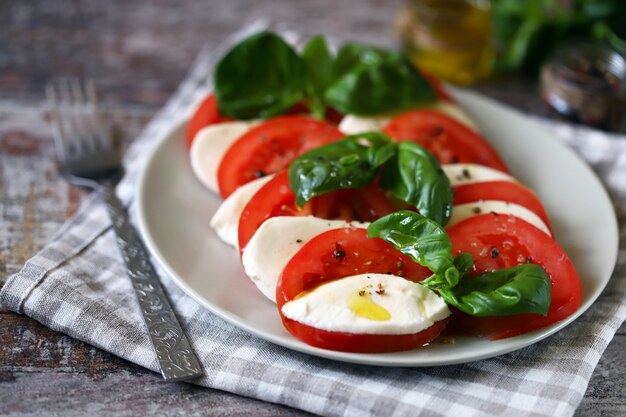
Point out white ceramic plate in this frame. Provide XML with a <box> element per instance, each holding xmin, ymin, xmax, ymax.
<box><xmin>136</xmin><ymin>90</ymin><xmax>619</xmax><ymax>367</ymax></box>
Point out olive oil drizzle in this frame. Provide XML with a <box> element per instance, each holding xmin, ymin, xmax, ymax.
<box><xmin>348</xmin><ymin>290</ymin><xmax>391</xmax><ymax>321</ymax></box>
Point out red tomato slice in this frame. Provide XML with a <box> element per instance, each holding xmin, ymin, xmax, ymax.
<box><xmin>217</xmin><ymin>116</ymin><xmax>343</xmax><ymax>198</ymax></box>
<box><xmin>185</xmin><ymin>94</ymin><xmax>232</xmax><ymax>148</ymax></box>
<box><xmin>446</xmin><ymin>213</ymin><xmax>582</xmax><ymax>340</ymax></box>
<box><xmin>186</xmin><ymin>95</ymin><xmax>343</xmax><ymax>149</ymax></box>
<box><xmin>453</xmin><ymin>181</ymin><xmax>552</xmax><ymax>231</ymax></box>
<box><xmin>383</xmin><ymin>110</ymin><xmax>509</xmax><ymax>172</ymax></box>
<box><xmin>276</xmin><ymin>228</ymin><xmax>443</xmax><ymax>353</ymax></box>
<box><xmin>283</xmin><ymin>317</ymin><xmax>448</xmax><ymax>353</ymax></box>
<box><xmin>309</xmin><ymin>183</ymin><xmax>396</xmax><ymax>223</ymax></box>
<box><xmin>237</xmin><ymin>171</ymin><xmax>396</xmax><ymax>253</ymax></box>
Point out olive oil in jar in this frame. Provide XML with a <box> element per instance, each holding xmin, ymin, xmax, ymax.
<box><xmin>398</xmin><ymin>0</ymin><xmax>494</xmax><ymax>85</ymax></box>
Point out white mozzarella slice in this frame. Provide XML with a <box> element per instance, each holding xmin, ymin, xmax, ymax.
<box><xmin>442</xmin><ymin>163</ymin><xmax>515</xmax><ymax>187</ymax></box>
<box><xmin>339</xmin><ymin>115</ymin><xmax>391</xmax><ymax>135</ymax></box>
<box><xmin>449</xmin><ymin>200</ymin><xmax>551</xmax><ymax>236</ymax></box>
<box><xmin>190</xmin><ymin>121</ymin><xmax>257</xmax><ymax>193</ymax></box>
<box><xmin>281</xmin><ymin>273</ymin><xmax>450</xmax><ymax>335</ymax></box>
<box><xmin>242</xmin><ymin>216</ymin><xmax>369</xmax><ymax>302</ymax></box>
<box><xmin>210</xmin><ymin>174</ymin><xmax>274</xmax><ymax>248</ymax></box>
<box><xmin>338</xmin><ymin>103</ymin><xmax>478</xmax><ymax>135</ymax></box>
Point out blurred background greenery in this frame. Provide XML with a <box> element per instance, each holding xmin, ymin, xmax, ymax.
<box><xmin>493</xmin><ymin>0</ymin><xmax>626</xmax><ymax>74</ymax></box>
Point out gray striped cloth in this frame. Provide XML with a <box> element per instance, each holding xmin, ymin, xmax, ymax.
<box><xmin>2</xmin><ymin>22</ymin><xmax>625</xmax><ymax>417</ymax></box>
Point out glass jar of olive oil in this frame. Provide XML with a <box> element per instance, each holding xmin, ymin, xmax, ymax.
<box><xmin>398</xmin><ymin>0</ymin><xmax>494</xmax><ymax>85</ymax></box>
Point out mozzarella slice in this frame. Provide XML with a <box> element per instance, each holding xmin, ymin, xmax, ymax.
<box><xmin>190</xmin><ymin>121</ymin><xmax>257</xmax><ymax>193</ymax></box>
<box><xmin>442</xmin><ymin>163</ymin><xmax>515</xmax><ymax>187</ymax></box>
<box><xmin>449</xmin><ymin>200</ymin><xmax>551</xmax><ymax>236</ymax></box>
<box><xmin>281</xmin><ymin>273</ymin><xmax>450</xmax><ymax>335</ymax></box>
<box><xmin>242</xmin><ymin>216</ymin><xmax>369</xmax><ymax>302</ymax></box>
<box><xmin>339</xmin><ymin>115</ymin><xmax>391</xmax><ymax>135</ymax></box>
<box><xmin>338</xmin><ymin>102</ymin><xmax>478</xmax><ymax>135</ymax></box>
<box><xmin>210</xmin><ymin>174</ymin><xmax>274</xmax><ymax>248</ymax></box>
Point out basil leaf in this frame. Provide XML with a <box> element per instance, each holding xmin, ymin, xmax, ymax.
<box><xmin>325</xmin><ymin>50</ymin><xmax>437</xmax><ymax>115</ymax></box>
<box><xmin>302</xmin><ymin>35</ymin><xmax>334</xmax><ymax>119</ymax></box>
<box><xmin>331</xmin><ymin>44</ymin><xmax>388</xmax><ymax>79</ymax></box>
<box><xmin>214</xmin><ymin>33</ymin><xmax>438</xmax><ymax>119</ymax></box>
<box><xmin>367</xmin><ymin>210</ymin><xmax>454</xmax><ymax>274</ymax></box>
<box><xmin>214</xmin><ymin>31</ymin><xmax>307</xmax><ymax>119</ymax></box>
<box><xmin>454</xmin><ymin>253</ymin><xmax>475</xmax><ymax>277</ymax></box>
<box><xmin>421</xmin><ymin>252</ymin><xmax>474</xmax><ymax>290</ymax></box>
<box><xmin>438</xmin><ymin>264</ymin><xmax>552</xmax><ymax>317</ymax></box>
<box><xmin>380</xmin><ymin>142</ymin><xmax>453</xmax><ymax>226</ymax></box>
<box><xmin>289</xmin><ymin>132</ymin><xmax>396</xmax><ymax>206</ymax></box>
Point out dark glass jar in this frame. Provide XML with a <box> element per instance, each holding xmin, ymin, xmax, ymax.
<box><xmin>541</xmin><ymin>43</ymin><xmax>626</xmax><ymax>132</ymax></box>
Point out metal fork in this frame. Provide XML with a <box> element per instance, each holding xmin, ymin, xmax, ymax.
<box><xmin>46</xmin><ymin>79</ymin><xmax>203</xmax><ymax>382</ymax></box>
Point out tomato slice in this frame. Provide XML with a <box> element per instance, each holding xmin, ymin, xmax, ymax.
<box><xmin>283</xmin><ymin>317</ymin><xmax>448</xmax><ymax>353</ymax></box>
<box><xmin>186</xmin><ymin>94</ymin><xmax>233</xmax><ymax>148</ymax></box>
<box><xmin>277</xmin><ymin>228</ymin><xmax>432</xmax><ymax>301</ymax></box>
<box><xmin>238</xmin><ymin>171</ymin><xmax>396</xmax><ymax>253</ymax></box>
<box><xmin>276</xmin><ymin>228</ymin><xmax>442</xmax><ymax>352</ymax></box>
<box><xmin>217</xmin><ymin>116</ymin><xmax>343</xmax><ymax>198</ymax></box>
<box><xmin>446</xmin><ymin>213</ymin><xmax>582</xmax><ymax>340</ymax></box>
<box><xmin>453</xmin><ymin>181</ymin><xmax>551</xmax><ymax>231</ymax></box>
<box><xmin>383</xmin><ymin>110</ymin><xmax>509</xmax><ymax>172</ymax></box>
<box><xmin>186</xmin><ymin>94</ymin><xmax>344</xmax><ymax>149</ymax></box>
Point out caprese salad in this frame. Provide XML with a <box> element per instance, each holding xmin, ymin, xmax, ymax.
<box><xmin>186</xmin><ymin>31</ymin><xmax>583</xmax><ymax>353</ymax></box>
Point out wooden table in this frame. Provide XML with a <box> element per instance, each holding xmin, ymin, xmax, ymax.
<box><xmin>1</xmin><ymin>1</ymin><xmax>624</xmax><ymax>415</ymax></box>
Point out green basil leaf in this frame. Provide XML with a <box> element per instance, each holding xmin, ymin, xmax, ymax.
<box><xmin>289</xmin><ymin>131</ymin><xmax>396</xmax><ymax>206</ymax></box>
<box><xmin>438</xmin><ymin>264</ymin><xmax>552</xmax><ymax>317</ymax></box>
<box><xmin>367</xmin><ymin>210</ymin><xmax>454</xmax><ymax>274</ymax></box>
<box><xmin>325</xmin><ymin>51</ymin><xmax>437</xmax><ymax>115</ymax></box>
<box><xmin>302</xmin><ymin>35</ymin><xmax>334</xmax><ymax>119</ymax></box>
<box><xmin>214</xmin><ymin>31</ymin><xmax>307</xmax><ymax>119</ymax></box>
<box><xmin>380</xmin><ymin>142</ymin><xmax>453</xmax><ymax>226</ymax></box>
<box><xmin>454</xmin><ymin>253</ymin><xmax>475</xmax><ymax>277</ymax></box>
<box><xmin>421</xmin><ymin>252</ymin><xmax>474</xmax><ymax>290</ymax></box>
<box><xmin>331</xmin><ymin>43</ymin><xmax>389</xmax><ymax>79</ymax></box>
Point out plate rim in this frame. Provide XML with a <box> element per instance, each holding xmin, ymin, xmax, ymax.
<box><xmin>135</xmin><ymin>91</ymin><xmax>619</xmax><ymax>367</ymax></box>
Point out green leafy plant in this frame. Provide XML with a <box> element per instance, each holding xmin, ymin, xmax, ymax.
<box><xmin>493</xmin><ymin>0</ymin><xmax>626</xmax><ymax>73</ymax></box>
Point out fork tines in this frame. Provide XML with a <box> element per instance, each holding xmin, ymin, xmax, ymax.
<box><xmin>46</xmin><ymin>79</ymin><xmax>107</xmax><ymax>161</ymax></box>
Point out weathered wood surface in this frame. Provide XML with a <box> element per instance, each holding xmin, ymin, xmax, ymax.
<box><xmin>0</xmin><ymin>1</ymin><xmax>623</xmax><ymax>416</ymax></box>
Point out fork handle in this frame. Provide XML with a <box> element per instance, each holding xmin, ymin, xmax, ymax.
<box><xmin>99</xmin><ymin>184</ymin><xmax>203</xmax><ymax>382</ymax></box>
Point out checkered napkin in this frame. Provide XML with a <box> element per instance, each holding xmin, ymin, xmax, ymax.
<box><xmin>2</xmin><ymin>21</ymin><xmax>626</xmax><ymax>417</ymax></box>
